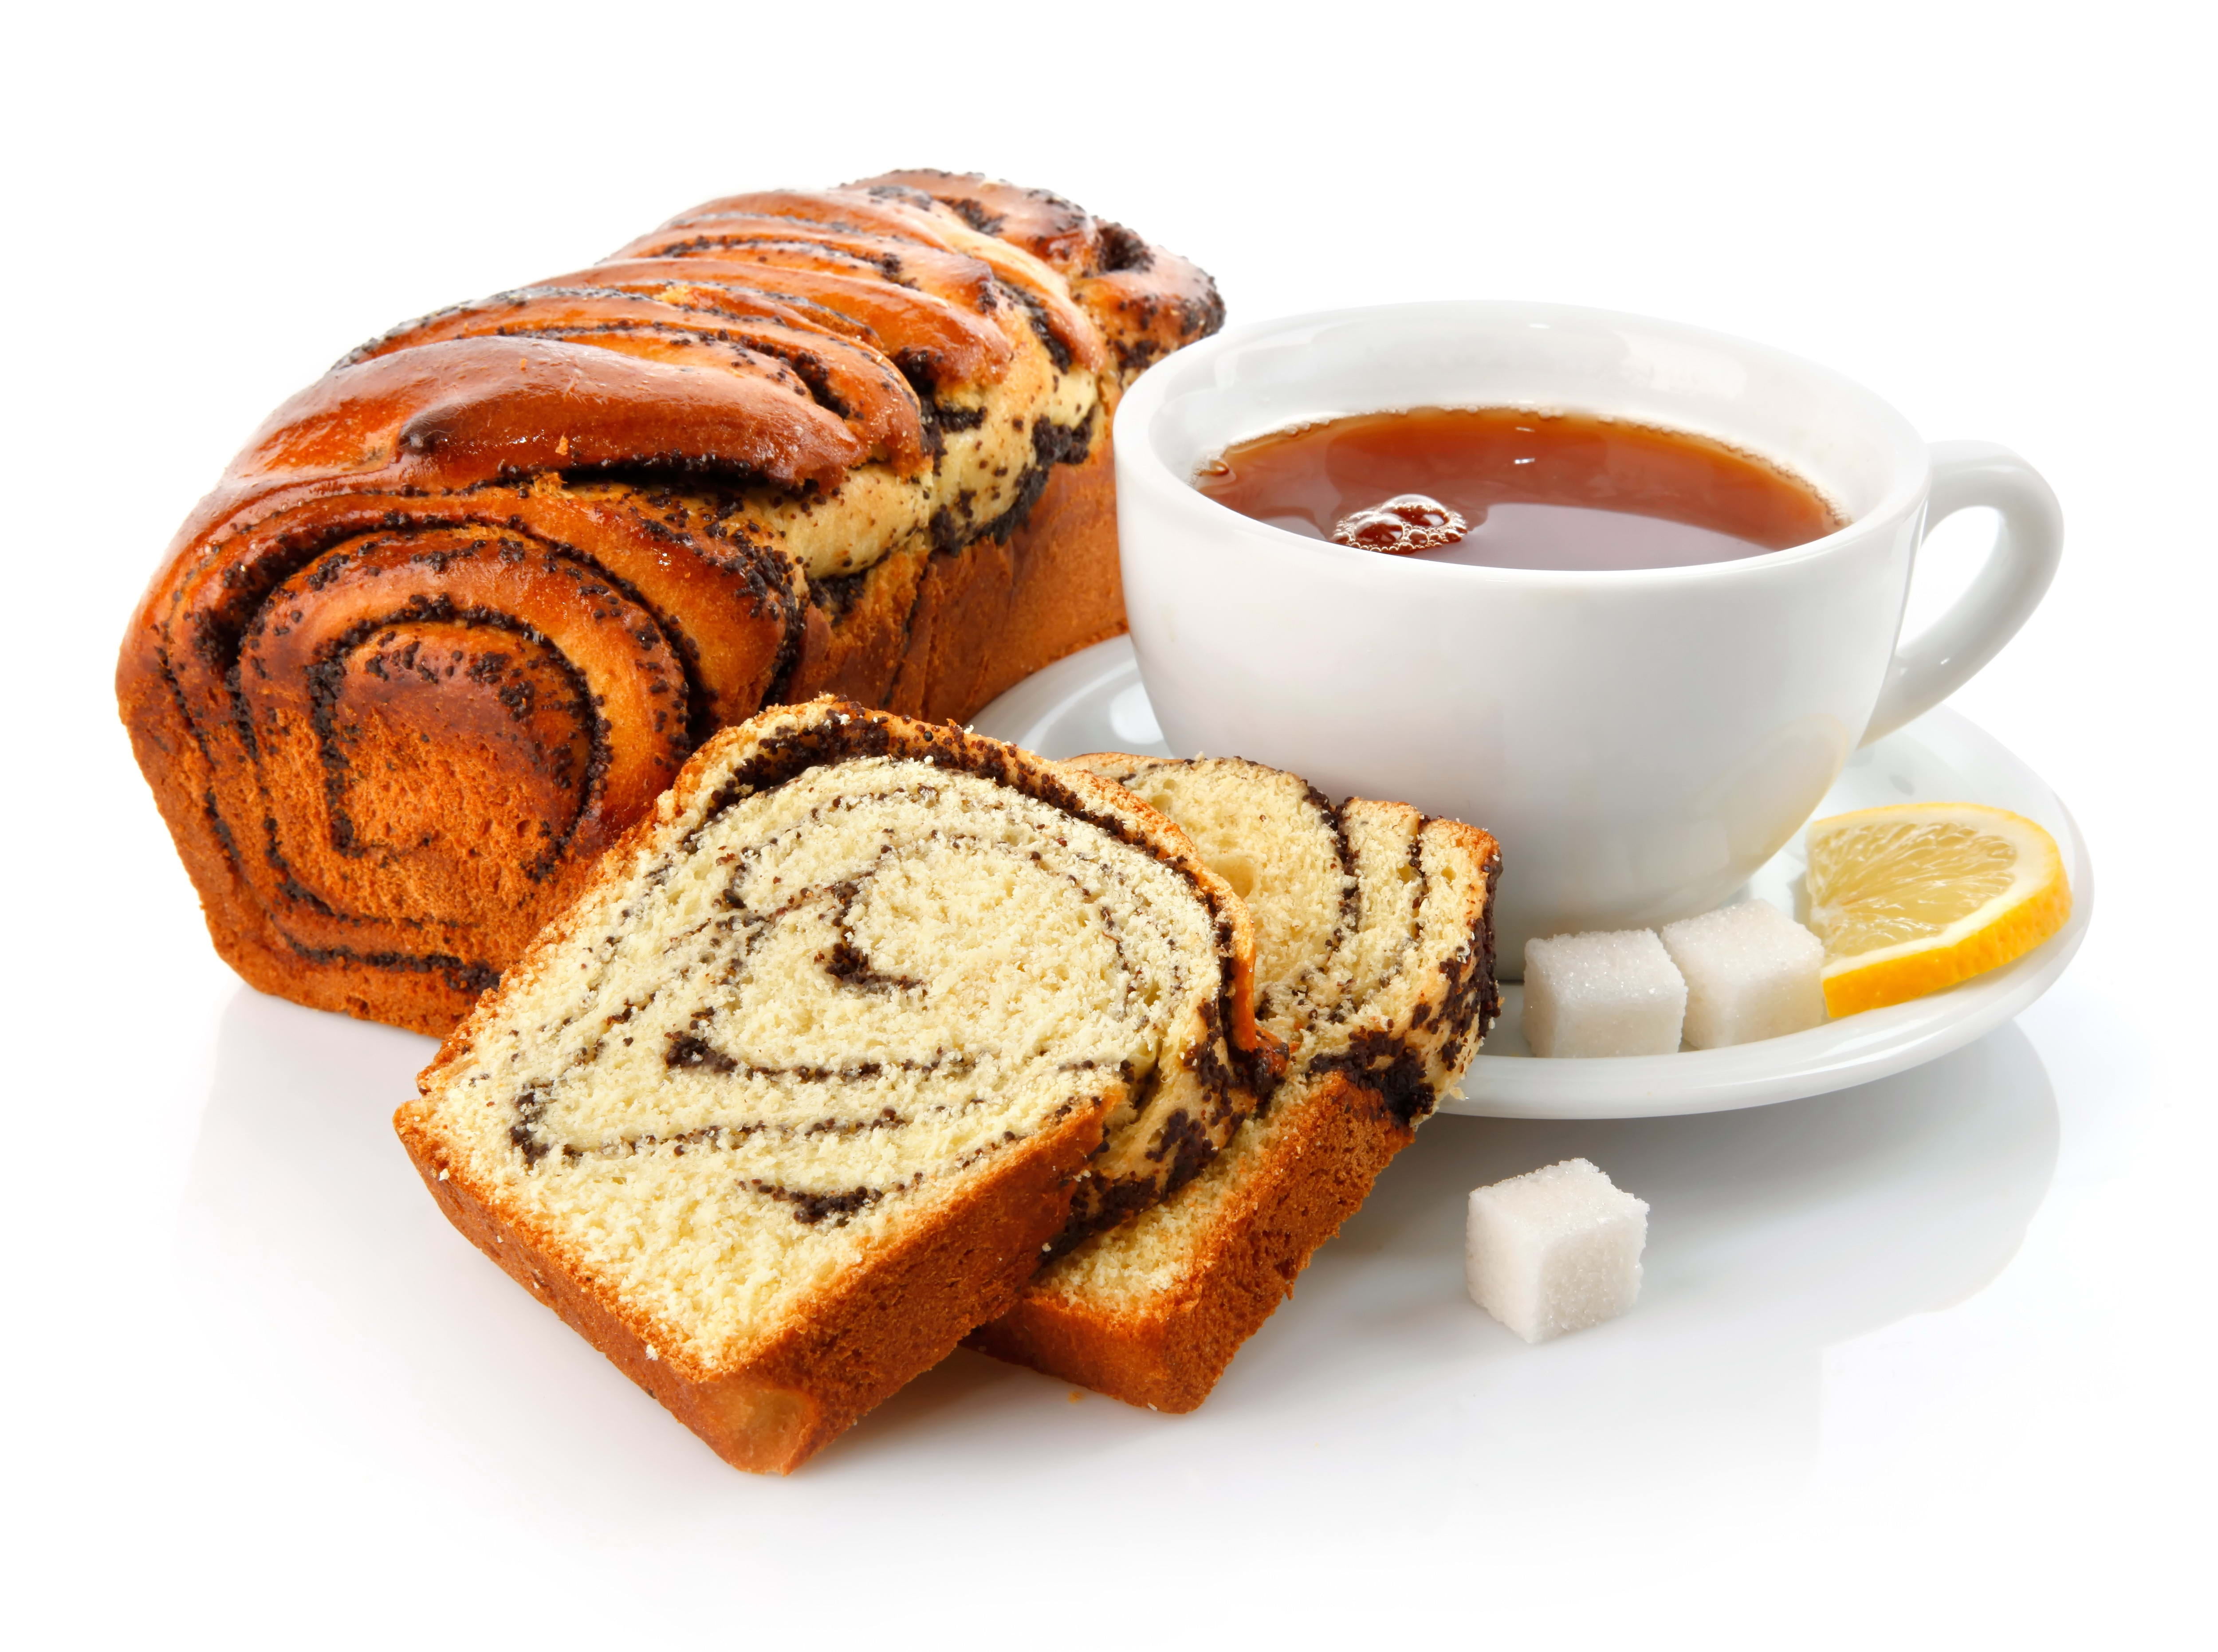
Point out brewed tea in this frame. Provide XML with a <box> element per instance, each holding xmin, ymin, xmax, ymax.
<box><xmin>1195</xmin><ymin>407</ymin><xmax>1841</xmax><ymax>570</ymax></box>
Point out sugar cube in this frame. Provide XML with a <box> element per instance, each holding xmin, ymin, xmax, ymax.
<box><xmin>1466</xmin><ymin>1158</ymin><xmax>1649</xmax><ymax>1343</ymax></box>
<box><xmin>1658</xmin><ymin>899</ymin><xmax>1826</xmax><ymax>1049</ymax></box>
<box><xmin>1522</xmin><ymin>929</ymin><xmax>1687</xmax><ymax>1056</ymax></box>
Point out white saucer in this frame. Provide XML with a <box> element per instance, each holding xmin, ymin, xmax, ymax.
<box><xmin>971</xmin><ymin>636</ymin><xmax>2093</xmax><ymax>1121</ymax></box>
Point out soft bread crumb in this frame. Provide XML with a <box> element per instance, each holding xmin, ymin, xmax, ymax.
<box><xmin>994</xmin><ymin>763</ymin><xmax>1495</xmax><ymax>1332</ymax></box>
<box><xmin>406</xmin><ymin>726</ymin><xmax>1231</xmax><ymax>1373</ymax></box>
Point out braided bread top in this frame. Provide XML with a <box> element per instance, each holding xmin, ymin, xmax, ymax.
<box><xmin>164</xmin><ymin>172</ymin><xmax>1219</xmax><ymax>588</ymax></box>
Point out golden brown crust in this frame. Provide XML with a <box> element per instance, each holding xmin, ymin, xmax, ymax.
<box><xmin>397</xmin><ymin>1087</ymin><xmax>1108</xmax><ymax>1473</ymax></box>
<box><xmin>964</xmin><ymin>1069</ymin><xmax>1410</xmax><ymax>1413</ymax></box>
<box><xmin>848</xmin><ymin>170</ymin><xmax>1225</xmax><ymax>377</ymax></box>
<box><xmin>542</xmin><ymin>258</ymin><xmax>1014</xmax><ymax>393</ymax></box>
<box><xmin>118</xmin><ymin>173</ymin><xmax>1220</xmax><ymax>1037</ymax></box>
<box><xmin>971</xmin><ymin>814</ymin><xmax>1502</xmax><ymax>1412</ymax></box>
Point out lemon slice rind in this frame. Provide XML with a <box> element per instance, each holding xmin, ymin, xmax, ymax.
<box><xmin>1805</xmin><ymin>803</ymin><xmax>2072</xmax><ymax>1017</ymax></box>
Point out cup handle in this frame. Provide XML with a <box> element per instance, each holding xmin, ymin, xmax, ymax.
<box><xmin>1860</xmin><ymin>439</ymin><xmax>2063</xmax><ymax>746</ymax></box>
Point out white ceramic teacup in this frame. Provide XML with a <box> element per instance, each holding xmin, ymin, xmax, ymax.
<box><xmin>1114</xmin><ymin>301</ymin><xmax>2062</xmax><ymax>971</ymax></box>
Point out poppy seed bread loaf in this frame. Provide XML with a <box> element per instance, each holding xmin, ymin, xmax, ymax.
<box><xmin>393</xmin><ymin>699</ymin><xmax>1278</xmax><ymax>1473</ymax></box>
<box><xmin>119</xmin><ymin>172</ymin><xmax>1222</xmax><ymax>1036</ymax></box>
<box><xmin>971</xmin><ymin>756</ymin><xmax>1501</xmax><ymax>1412</ymax></box>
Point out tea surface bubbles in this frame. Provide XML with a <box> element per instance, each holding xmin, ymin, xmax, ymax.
<box><xmin>1195</xmin><ymin>407</ymin><xmax>1841</xmax><ymax>570</ymax></box>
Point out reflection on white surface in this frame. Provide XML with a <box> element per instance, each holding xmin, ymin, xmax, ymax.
<box><xmin>174</xmin><ymin>987</ymin><xmax>2056</xmax><ymax>1532</ymax></box>
<box><xmin>1262</xmin><ymin>1025</ymin><xmax>2058</xmax><ymax>1505</ymax></box>
<box><xmin>1105</xmin><ymin>680</ymin><xmax>1165</xmax><ymax>749</ymax></box>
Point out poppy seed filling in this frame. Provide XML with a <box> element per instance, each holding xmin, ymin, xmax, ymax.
<box><xmin>410</xmin><ymin>714</ymin><xmax>1243</xmax><ymax>1370</ymax></box>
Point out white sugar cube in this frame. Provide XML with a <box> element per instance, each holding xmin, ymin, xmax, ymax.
<box><xmin>1658</xmin><ymin>899</ymin><xmax>1826</xmax><ymax>1049</ymax></box>
<box><xmin>1522</xmin><ymin>929</ymin><xmax>1687</xmax><ymax>1056</ymax></box>
<box><xmin>1466</xmin><ymin>1158</ymin><xmax>1649</xmax><ymax>1343</ymax></box>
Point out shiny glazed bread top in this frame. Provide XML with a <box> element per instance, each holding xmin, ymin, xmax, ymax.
<box><xmin>117</xmin><ymin>173</ymin><xmax>1220</xmax><ymax>1034</ymax></box>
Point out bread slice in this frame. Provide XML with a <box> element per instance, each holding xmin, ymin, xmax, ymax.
<box><xmin>393</xmin><ymin>701</ymin><xmax>1278</xmax><ymax>1473</ymax></box>
<box><xmin>969</xmin><ymin>756</ymin><xmax>1501</xmax><ymax>1413</ymax></box>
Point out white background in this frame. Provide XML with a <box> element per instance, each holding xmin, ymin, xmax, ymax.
<box><xmin>7</xmin><ymin>1</ymin><xmax>2213</xmax><ymax>1644</ymax></box>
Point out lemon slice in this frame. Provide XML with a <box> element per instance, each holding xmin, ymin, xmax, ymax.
<box><xmin>1804</xmin><ymin>803</ymin><xmax>2071</xmax><ymax>1016</ymax></box>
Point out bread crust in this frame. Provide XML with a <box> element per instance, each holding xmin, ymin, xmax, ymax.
<box><xmin>964</xmin><ymin>1069</ymin><xmax>1412</xmax><ymax>1413</ymax></box>
<box><xmin>118</xmin><ymin>174</ymin><xmax>1216</xmax><ymax>1038</ymax></box>
<box><xmin>397</xmin><ymin>1085</ymin><xmax>1107</xmax><ymax>1474</ymax></box>
<box><xmin>119</xmin><ymin>449</ymin><xmax>1128</xmax><ymax>1037</ymax></box>
<box><xmin>971</xmin><ymin>813</ymin><xmax>1502</xmax><ymax>1412</ymax></box>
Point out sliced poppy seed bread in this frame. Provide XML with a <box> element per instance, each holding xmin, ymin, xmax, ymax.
<box><xmin>969</xmin><ymin>755</ymin><xmax>1501</xmax><ymax>1413</ymax></box>
<box><xmin>393</xmin><ymin>700</ymin><xmax>1278</xmax><ymax>1474</ymax></box>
